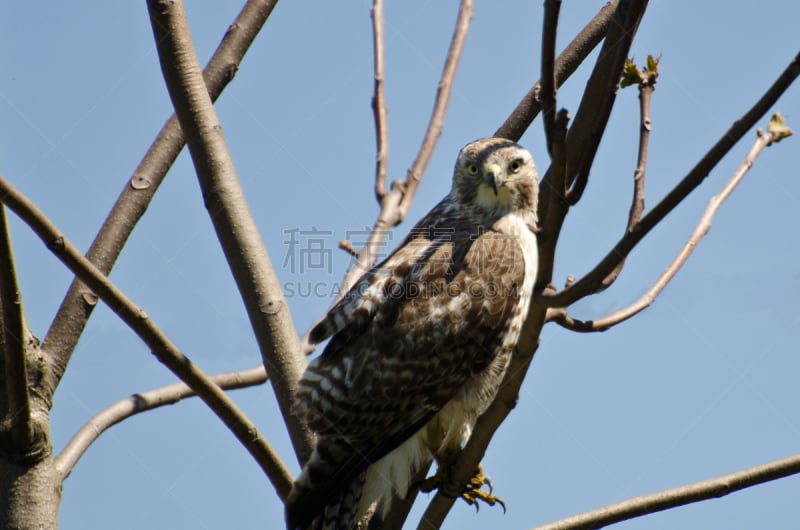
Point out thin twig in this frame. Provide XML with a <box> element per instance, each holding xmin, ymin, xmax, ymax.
<box><xmin>364</xmin><ymin>0</ymin><xmax>474</xmax><ymax>275</ymax></box>
<box><xmin>540</xmin><ymin>0</ymin><xmax>561</xmax><ymax>156</ymax></box>
<box><xmin>0</xmin><ymin>174</ymin><xmax>293</xmax><ymax>501</ymax></box>
<box><xmin>549</xmin><ymin>113</ymin><xmax>792</xmax><ymax>332</ymax></box>
<box><xmin>538</xmin><ymin>52</ymin><xmax>800</xmax><ymax>308</ymax></box>
<box><xmin>303</xmin><ymin>0</ymin><xmax>474</xmax><ymax>348</ymax></box>
<box><xmin>55</xmin><ymin>365</ymin><xmax>267</xmax><ymax>481</ymax></box>
<box><xmin>396</xmin><ymin>0</ymin><xmax>473</xmax><ymax>221</ymax></box>
<box><xmin>531</xmin><ymin>452</ymin><xmax>800</xmax><ymax>530</ymax></box>
<box><xmin>338</xmin><ymin>240</ymin><xmax>359</xmax><ymax>258</ymax></box>
<box><xmin>592</xmin><ymin>57</ymin><xmax>658</xmax><ymax>292</ymax></box>
<box><xmin>0</xmin><ymin>205</ymin><xmax>34</xmax><ymax>449</ymax></box>
<box><xmin>371</xmin><ymin>0</ymin><xmax>389</xmax><ymax>202</ymax></box>
<box><xmin>146</xmin><ymin>0</ymin><xmax>311</xmax><ymax>463</ymax></box>
<box><xmin>495</xmin><ymin>0</ymin><xmax>620</xmax><ymax>141</ymax></box>
<box><xmin>43</xmin><ymin>0</ymin><xmax>281</xmax><ymax>406</ymax></box>
<box><xmin>628</xmin><ymin>65</ymin><xmax>653</xmax><ymax>228</ymax></box>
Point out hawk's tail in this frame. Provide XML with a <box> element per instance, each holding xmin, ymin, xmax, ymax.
<box><xmin>285</xmin><ymin>443</ymin><xmax>367</xmax><ymax>530</ymax></box>
<box><xmin>317</xmin><ymin>470</ymin><xmax>367</xmax><ymax>530</ymax></box>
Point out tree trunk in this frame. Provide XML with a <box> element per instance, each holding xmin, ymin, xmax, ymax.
<box><xmin>0</xmin><ymin>333</ymin><xmax>61</xmax><ymax>528</ymax></box>
<box><xmin>0</xmin><ymin>455</ymin><xmax>60</xmax><ymax>530</ymax></box>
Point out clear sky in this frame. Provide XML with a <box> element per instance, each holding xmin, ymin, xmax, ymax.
<box><xmin>1</xmin><ymin>2</ymin><xmax>799</xmax><ymax>529</ymax></box>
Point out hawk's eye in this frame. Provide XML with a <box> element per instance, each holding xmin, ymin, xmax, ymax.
<box><xmin>466</xmin><ymin>163</ymin><xmax>480</xmax><ymax>176</ymax></box>
<box><xmin>509</xmin><ymin>159</ymin><xmax>523</xmax><ymax>173</ymax></box>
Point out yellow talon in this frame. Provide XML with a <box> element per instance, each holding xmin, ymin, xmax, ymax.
<box><xmin>417</xmin><ymin>463</ymin><xmax>506</xmax><ymax>513</ymax></box>
<box><xmin>461</xmin><ymin>464</ymin><xmax>506</xmax><ymax>513</ymax></box>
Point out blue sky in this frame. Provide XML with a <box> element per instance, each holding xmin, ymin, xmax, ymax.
<box><xmin>1</xmin><ymin>1</ymin><xmax>799</xmax><ymax>529</ymax></box>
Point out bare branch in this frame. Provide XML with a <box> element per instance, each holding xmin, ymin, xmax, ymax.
<box><xmin>539</xmin><ymin>52</ymin><xmax>800</xmax><ymax>308</ymax></box>
<box><xmin>396</xmin><ymin>0</ymin><xmax>473</xmax><ymax>221</ymax></box>
<box><xmin>495</xmin><ymin>0</ymin><xmax>619</xmax><ymax>141</ymax></box>
<box><xmin>590</xmin><ymin>57</ymin><xmax>659</xmax><ymax>292</ymax></box>
<box><xmin>627</xmin><ymin>62</ymin><xmax>654</xmax><ymax>228</ymax></box>
<box><xmin>366</xmin><ymin>0</ymin><xmax>474</xmax><ymax>273</ymax></box>
<box><xmin>371</xmin><ymin>0</ymin><xmax>389</xmax><ymax>202</ymax></box>
<box><xmin>537</xmin><ymin>0</ymin><xmax>649</xmax><ymax>295</ymax></box>
<box><xmin>0</xmin><ymin>175</ymin><xmax>293</xmax><ymax>501</ymax></box>
<box><xmin>0</xmin><ymin>205</ymin><xmax>34</xmax><ymax>448</ymax></box>
<box><xmin>548</xmin><ymin>109</ymin><xmax>571</xmax><ymax>205</ymax></box>
<box><xmin>43</xmin><ymin>0</ymin><xmax>281</xmax><ymax>402</ymax></box>
<box><xmin>540</xmin><ymin>0</ymin><xmax>561</xmax><ymax>156</ymax></box>
<box><xmin>55</xmin><ymin>365</ymin><xmax>267</xmax><ymax>482</ymax></box>
<box><xmin>562</xmin><ymin>0</ymin><xmax>649</xmax><ymax>206</ymax></box>
<box><xmin>337</xmin><ymin>239</ymin><xmax>359</xmax><ymax>258</ymax></box>
<box><xmin>303</xmin><ymin>0</ymin><xmax>474</xmax><ymax>349</ymax></box>
<box><xmin>146</xmin><ymin>0</ymin><xmax>312</xmax><ymax>462</ymax></box>
<box><xmin>550</xmin><ymin>113</ymin><xmax>792</xmax><ymax>332</ymax></box>
<box><xmin>531</xmin><ymin>452</ymin><xmax>800</xmax><ymax>530</ymax></box>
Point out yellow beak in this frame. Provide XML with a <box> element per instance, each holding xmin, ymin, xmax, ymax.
<box><xmin>485</xmin><ymin>163</ymin><xmax>503</xmax><ymax>195</ymax></box>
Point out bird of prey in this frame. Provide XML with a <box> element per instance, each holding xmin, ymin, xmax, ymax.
<box><xmin>286</xmin><ymin>138</ymin><xmax>539</xmax><ymax>529</ymax></box>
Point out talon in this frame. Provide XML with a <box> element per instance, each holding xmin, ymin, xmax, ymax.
<box><xmin>461</xmin><ymin>483</ymin><xmax>506</xmax><ymax>513</ymax></box>
<box><xmin>459</xmin><ymin>464</ymin><xmax>506</xmax><ymax>513</ymax></box>
<box><xmin>416</xmin><ymin>463</ymin><xmax>506</xmax><ymax>513</ymax></box>
<box><xmin>484</xmin><ymin>476</ymin><xmax>494</xmax><ymax>494</ymax></box>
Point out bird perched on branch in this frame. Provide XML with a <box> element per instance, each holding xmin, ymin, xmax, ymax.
<box><xmin>286</xmin><ymin>138</ymin><xmax>539</xmax><ymax>530</ymax></box>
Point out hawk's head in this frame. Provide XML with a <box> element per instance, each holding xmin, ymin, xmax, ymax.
<box><xmin>451</xmin><ymin>138</ymin><xmax>538</xmax><ymax>216</ymax></box>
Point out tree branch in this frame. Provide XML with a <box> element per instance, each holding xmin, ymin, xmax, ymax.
<box><xmin>494</xmin><ymin>0</ymin><xmax>619</xmax><ymax>141</ymax></box>
<box><xmin>302</xmin><ymin>0</ymin><xmax>474</xmax><ymax>349</ymax></box>
<box><xmin>540</xmin><ymin>0</ymin><xmax>561</xmax><ymax>156</ymax></box>
<box><xmin>548</xmin><ymin>109</ymin><xmax>571</xmax><ymax>208</ymax></box>
<box><xmin>627</xmin><ymin>61</ymin><xmax>654</xmax><ymax>228</ymax></box>
<box><xmin>395</xmin><ymin>0</ymin><xmax>473</xmax><ymax>222</ymax></box>
<box><xmin>0</xmin><ymin>205</ymin><xmax>34</xmax><ymax>449</ymax></box>
<box><xmin>43</xmin><ymin>0</ymin><xmax>280</xmax><ymax>403</ymax></box>
<box><xmin>537</xmin><ymin>0</ymin><xmax>648</xmax><ymax>297</ymax></box>
<box><xmin>590</xmin><ymin>56</ymin><xmax>658</xmax><ymax>293</ymax></box>
<box><xmin>549</xmin><ymin>113</ymin><xmax>792</xmax><ymax>332</ymax></box>
<box><xmin>146</xmin><ymin>0</ymin><xmax>312</xmax><ymax>463</ymax></box>
<box><xmin>563</xmin><ymin>0</ymin><xmax>649</xmax><ymax>205</ymax></box>
<box><xmin>0</xmin><ymin>175</ymin><xmax>293</xmax><ymax>501</ymax></box>
<box><xmin>55</xmin><ymin>365</ymin><xmax>267</xmax><ymax>481</ymax></box>
<box><xmin>538</xmin><ymin>52</ymin><xmax>800</xmax><ymax>308</ymax></box>
<box><xmin>371</xmin><ymin>0</ymin><xmax>389</xmax><ymax>203</ymax></box>
<box><xmin>531</xmin><ymin>452</ymin><xmax>800</xmax><ymax>530</ymax></box>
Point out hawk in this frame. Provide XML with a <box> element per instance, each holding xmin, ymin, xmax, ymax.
<box><xmin>286</xmin><ymin>138</ymin><xmax>539</xmax><ymax>529</ymax></box>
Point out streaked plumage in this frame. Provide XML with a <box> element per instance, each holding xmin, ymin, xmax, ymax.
<box><xmin>286</xmin><ymin>138</ymin><xmax>539</xmax><ymax>530</ymax></box>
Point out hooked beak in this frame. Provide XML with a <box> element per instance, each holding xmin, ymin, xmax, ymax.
<box><xmin>486</xmin><ymin>163</ymin><xmax>504</xmax><ymax>195</ymax></box>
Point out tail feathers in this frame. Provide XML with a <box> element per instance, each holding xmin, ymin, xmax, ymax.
<box><xmin>286</xmin><ymin>441</ymin><xmax>370</xmax><ymax>530</ymax></box>
<box><xmin>286</xmin><ymin>468</ymin><xmax>367</xmax><ymax>530</ymax></box>
<box><xmin>318</xmin><ymin>469</ymin><xmax>367</xmax><ymax>530</ymax></box>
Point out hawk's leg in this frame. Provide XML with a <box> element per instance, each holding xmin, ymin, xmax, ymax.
<box><xmin>417</xmin><ymin>463</ymin><xmax>506</xmax><ymax>513</ymax></box>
